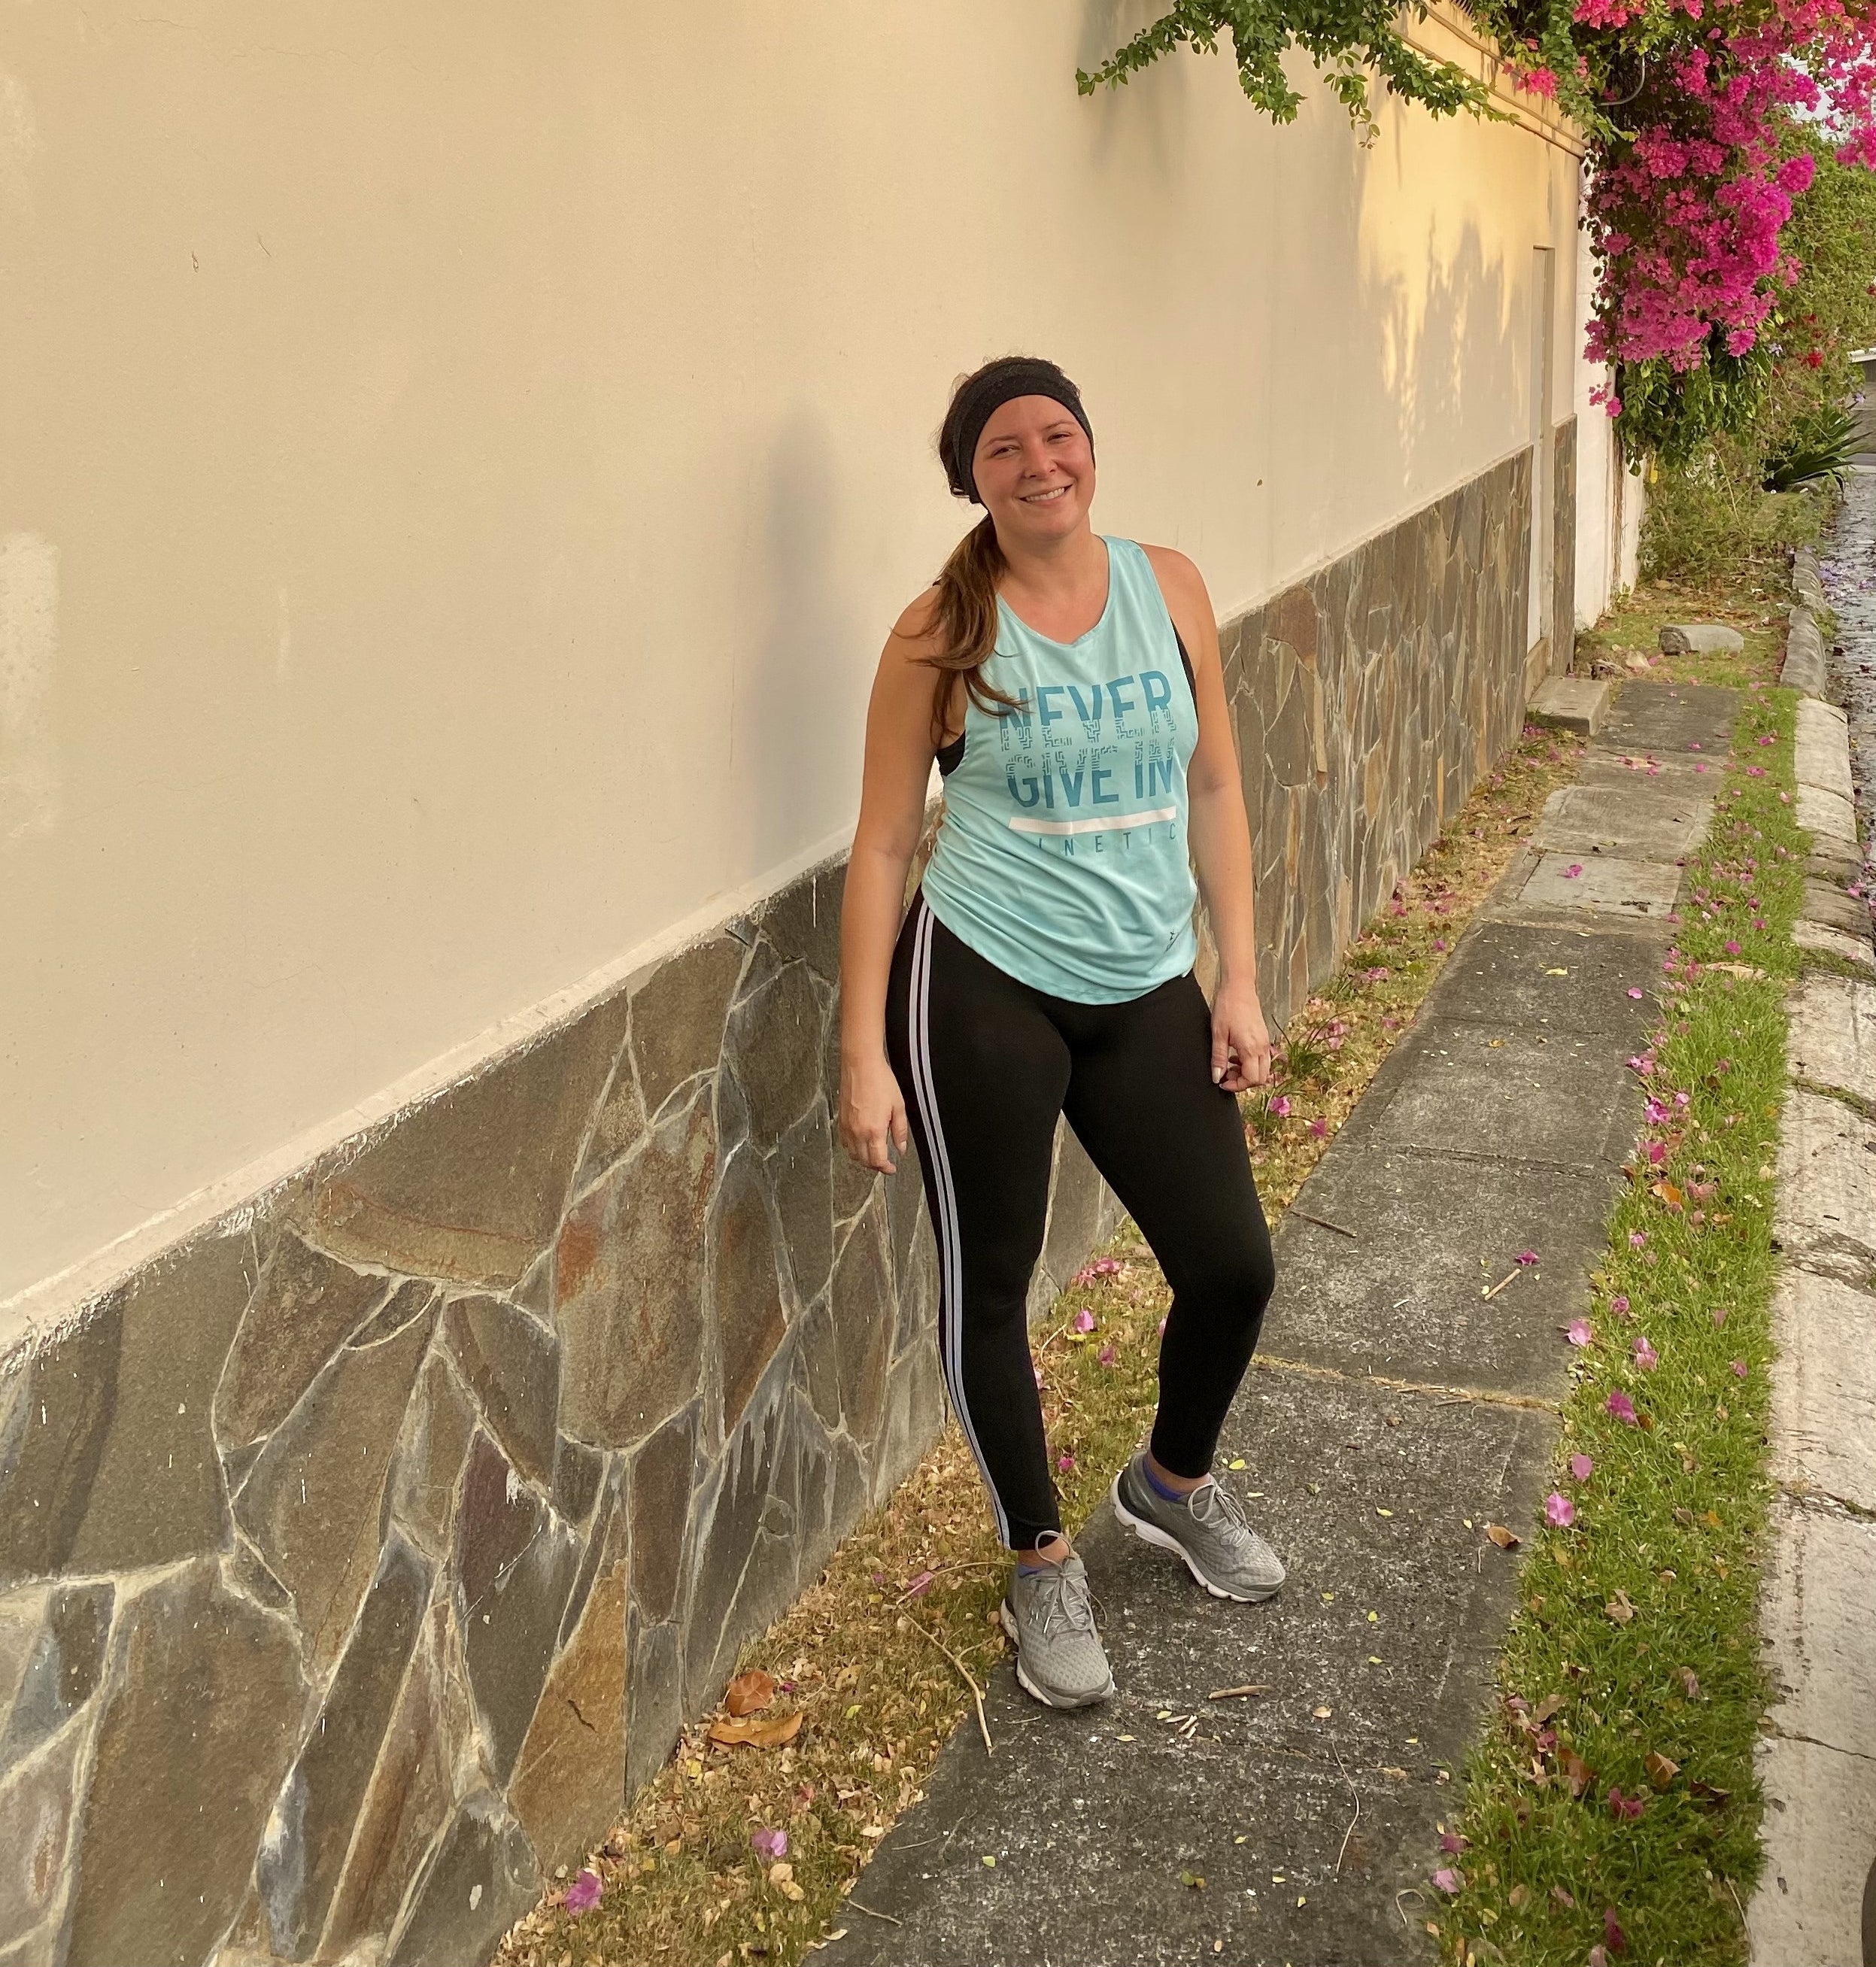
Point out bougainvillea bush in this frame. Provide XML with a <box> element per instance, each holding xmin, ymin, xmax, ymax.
<box><xmin>1080</xmin><ymin>0</ymin><xmax>1876</xmax><ymax>463</ymax></box>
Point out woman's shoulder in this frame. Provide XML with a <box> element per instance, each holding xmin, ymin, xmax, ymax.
<box><xmin>888</xmin><ymin>585</ymin><xmax>946</xmax><ymax>653</ymax></box>
<box><xmin>1135</xmin><ymin>541</ymin><xmax>1207</xmax><ymax>601</ymax></box>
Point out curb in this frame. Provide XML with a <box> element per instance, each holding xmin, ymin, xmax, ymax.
<box><xmin>1750</xmin><ymin>575</ymin><xmax>1876</xmax><ymax>1965</ymax></box>
<box><xmin>1780</xmin><ymin>547</ymin><xmax>1830</xmax><ymax>698</ymax></box>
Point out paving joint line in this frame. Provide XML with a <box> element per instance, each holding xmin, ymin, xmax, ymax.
<box><xmin>1250</xmin><ymin>1352</ymin><xmax>1560</xmax><ymax>1416</ymax></box>
<box><xmin>1774</xmin><ymin>1477</ymin><xmax>1876</xmax><ymax>1524</ymax></box>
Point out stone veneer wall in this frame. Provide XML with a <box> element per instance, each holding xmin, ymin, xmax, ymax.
<box><xmin>0</xmin><ymin>444</ymin><xmax>1534</xmax><ymax>1967</ymax></box>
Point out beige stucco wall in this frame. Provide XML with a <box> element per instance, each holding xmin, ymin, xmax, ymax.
<box><xmin>0</xmin><ymin>2</ymin><xmax>1583</xmax><ymax>1311</ymax></box>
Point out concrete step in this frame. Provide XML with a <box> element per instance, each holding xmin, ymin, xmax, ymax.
<box><xmin>1527</xmin><ymin>674</ymin><xmax>1612</xmax><ymax>736</ymax></box>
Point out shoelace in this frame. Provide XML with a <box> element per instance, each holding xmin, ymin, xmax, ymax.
<box><xmin>1191</xmin><ymin>1480</ymin><xmax>1254</xmax><ymax>1541</ymax></box>
<box><xmin>1034</xmin><ymin>1562</ymin><xmax>1099</xmax><ymax>1638</ymax></box>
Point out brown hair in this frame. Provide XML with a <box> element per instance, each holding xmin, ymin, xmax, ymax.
<box><xmin>919</xmin><ymin>515</ymin><xmax>1018</xmax><ymax>747</ymax></box>
<box><xmin>920</xmin><ymin>356</ymin><xmax>1094</xmax><ymax>747</ymax></box>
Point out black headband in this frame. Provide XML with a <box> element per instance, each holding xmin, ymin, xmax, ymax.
<box><xmin>940</xmin><ymin>360</ymin><xmax>1094</xmax><ymax>504</ymax></box>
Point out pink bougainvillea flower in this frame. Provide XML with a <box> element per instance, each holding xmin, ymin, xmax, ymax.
<box><xmin>1438</xmin><ymin>1832</ymin><xmax>1471</xmax><ymax>1854</ymax></box>
<box><xmin>1431</xmin><ymin>1866</ymin><xmax>1462</xmax><ymax>1895</ymax></box>
<box><xmin>1604</xmin><ymin>1904</ymin><xmax>1629</xmax><ymax>1953</ymax></box>
<box><xmin>1073</xmin><ymin>1258</ymin><xmax>1122</xmax><ymax>1284</ymax></box>
<box><xmin>1516</xmin><ymin>1249</ymin><xmax>1539</xmax><ymax>1267</ymax></box>
<box><xmin>751</xmin><ymin>1828</ymin><xmax>789</xmax><ymax>1861</ymax></box>
<box><xmin>1310</xmin><ymin>1116</ymin><xmax>1328</xmax><ymax>1138</ymax></box>
<box><xmin>1726</xmin><ymin>939</ymin><xmax>1741</xmax><ymax>955</ymax></box>
<box><xmin>1057</xmin><ymin>1452</ymin><xmax>1076</xmax><ymax>1473</ymax></box>
<box><xmin>1567</xmin><ymin>1319</ymin><xmax>1593</xmax><ymax>1346</ymax></box>
<box><xmin>1731</xmin><ymin>1358</ymin><xmax>1749</xmax><ymax>1379</ymax></box>
<box><xmin>565</xmin><ymin>1870</ymin><xmax>604</xmax><ymax>1916</ymax></box>
<box><xmin>1073</xmin><ymin>1307</ymin><xmax>1096</xmax><ymax>1334</ymax></box>
<box><xmin>1097</xmin><ymin>1344</ymin><xmax>1117</xmax><ymax>1367</ymax></box>
<box><xmin>1433</xmin><ymin>936</ymin><xmax>1449</xmax><ymax>952</ymax></box>
<box><xmin>1610</xmin><ymin>1295</ymin><xmax>1630</xmax><ymax>1317</ymax></box>
<box><xmin>1546</xmin><ymin>1491</ymin><xmax>1577</xmax><ymax>1528</ymax></box>
<box><xmin>1564</xmin><ymin>864</ymin><xmax>1584</xmax><ymax>879</ymax></box>
<box><xmin>1712</xmin><ymin>1306</ymin><xmax>1729</xmax><ymax>1328</ymax></box>
<box><xmin>1645</xmin><ymin>1140</ymin><xmax>1668</xmax><ymax>1166</ymax></box>
<box><xmin>1570</xmin><ymin>1452</ymin><xmax>1595</xmax><ymax>1481</ymax></box>
<box><xmin>1609</xmin><ymin>1786</ymin><xmax>1646</xmax><ymax>1821</ymax></box>
<box><xmin>1629</xmin><ymin>1231</ymin><xmax>1648</xmax><ymax>1249</ymax></box>
<box><xmin>1364</xmin><ymin>966</ymin><xmax>1391</xmax><ymax>983</ymax></box>
<box><xmin>1633</xmin><ymin>1335</ymin><xmax>1659</xmax><ymax>1370</ymax></box>
<box><xmin>1626</xmin><ymin>986</ymin><xmax>1644</xmax><ymax>999</ymax></box>
<box><xmin>1607</xmin><ymin>1389</ymin><xmax>1639</xmax><ymax>1425</ymax></box>
<box><xmin>1270</xmin><ymin>1095</ymin><xmax>1293</xmax><ymax>1119</ymax></box>
<box><xmin>903</xmin><ymin>1570</ymin><xmax>934</xmax><ymax>1599</ymax></box>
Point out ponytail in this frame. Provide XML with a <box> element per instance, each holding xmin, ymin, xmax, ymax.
<box><xmin>919</xmin><ymin>515</ymin><xmax>1019</xmax><ymax>748</ymax></box>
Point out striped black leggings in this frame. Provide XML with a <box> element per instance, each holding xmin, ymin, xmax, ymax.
<box><xmin>885</xmin><ymin>894</ymin><xmax>1275</xmax><ymax>1551</ymax></box>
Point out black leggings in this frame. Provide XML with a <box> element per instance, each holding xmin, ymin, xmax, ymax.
<box><xmin>885</xmin><ymin>894</ymin><xmax>1275</xmax><ymax>1551</ymax></box>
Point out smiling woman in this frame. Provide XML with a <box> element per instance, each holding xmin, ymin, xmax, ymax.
<box><xmin>836</xmin><ymin>355</ymin><xmax>1289</xmax><ymax>1713</ymax></box>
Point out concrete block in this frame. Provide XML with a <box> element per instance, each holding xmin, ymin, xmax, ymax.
<box><xmin>1527</xmin><ymin>675</ymin><xmax>1612</xmax><ymax>735</ymax></box>
<box><xmin>1796</xmin><ymin>917</ymin><xmax>1876</xmax><ymax>977</ymax></box>
<box><xmin>1659</xmin><ymin>621</ymin><xmax>1744</xmax><ymax>654</ymax></box>
<box><xmin>1803</xmin><ymin>876</ymin><xmax>1874</xmax><ymax>938</ymax></box>
<box><xmin>1798</xmin><ymin>781</ymin><xmax>1860</xmax><ymax>851</ymax></box>
<box><xmin>1770</xmin><ymin>1273</ymin><xmax>1876</xmax><ymax>1512</ymax></box>
<box><xmin>1790</xmin><ymin>973</ymin><xmax>1876</xmax><ymax>1103</ymax></box>
<box><xmin>1796</xmin><ymin>698</ymin><xmax>1855</xmax><ymax>801</ymax></box>
<box><xmin>1533</xmin><ymin>782</ymin><xmax>1714</xmax><ymax>861</ymax></box>
<box><xmin>1749</xmin><ymin>1732</ymin><xmax>1876</xmax><ymax>1967</ymax></box>
<box><xmin>1518</xmin><ymin>851</ymin><xmax>1680</xmax><ymax>916</ymax></box>
<box><xmin>1774</xmin><ymin>1088</ymin><xmax>1876</xmax><ymax>1283</ymax></box>
<box><xmin>1793</xmin><ymin>548</ymin><xmax>1829</xmax><ymax>612</ymax></box>
<box><xmin>1783</xmin><ymin>609</ymin><xmax>1829</xmax><ymax>697</ymax></box>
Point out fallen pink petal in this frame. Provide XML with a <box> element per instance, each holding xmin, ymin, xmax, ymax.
<box><xmin>1605</xmin><ymin>1906</ymin><xmax>1629</xmax><ymax>1950</ymax></box>
<box><xmin>1632</xmin><ymin>1336</ymin><xmax>1658</xmax><ymax>1371</ymax></box>
<box><xmin>1570</xmin><ymin>1452</ymin><xmax>1594</xmax><ymax>1481</ymax></box>
<box><xmin>1431</xmin><ymin>1866</ymin><xmax>1462</xmax><ymax>1895</ymax></box>
<box><xmin>1545</xmin><ymin>1491</ymin><xmax>1576</xmax><ymax>1528</ymax></box>
<box><xmin>1057</xmin><ymin>1452</ymin><xmax>1076</xmax><ymax>1472</ymax></box>
<box><xmin>1073</xmin><ymin>1307</ymin><xmax>1096</xmax><ymax>1334</ymax></box>
<box><xmin>1626</xmin><ymin>986</ymin><xmax>1644</xmax><ymax>999</ymax></box>
<box><xmin>1610</xmin><ymin>1294</ymin><xmax>1630</xmax><ymax>1316</ymax></box>
<box><xmin>1607</xmin><ymin>1390</ymin><xmax>1638</xmax><ymax>1425</ymax></box>
<box><xmin>1564</xmin><ymin>864</ymin><xmax>1583</xmax><ymax>879</ymax></box>
<box><xmin>1567</xmin><ymin>1319</ymin><xmax>1592</xmax><ymax>1346</ymax></box>
<box><xmin>1097</xmin><ymin>1344</ymin><xmax>1117</xmax><ymax>1367</ymax></box>
<box><xmin>1270</xmin><ymin>1094</ymin><xmax>1292</xmax><ymax>1118</ymax></box>
<box><xmin>751</xmin><ymin>1828</ymin><xmax>789</xmax><ymax>1861</ymax></box>
<box><xmin>1310</xmin><ymin>1117</ymin><xmax>1328</xmax><ymax>1138</ymax></box>
<box><xmin>565</xmin><ymin>1870</ymin><xmax>603</xmax><ymax>1916</ymax></box>
<box><xmin>1731</xmin><ymin>1358</ymin><xmax>1748</xmax><ymax>1379</ymax></box>
<box><xmin>903</xmin><ymin>1570</ymin><xmax>934</xmax><ymax>1598</ymax></box>
<box><xmin>1629</xmin><ymin>1231</ymin><xmax>1648</xmax><ymax>1249</ymax></box>
<box><xmin>1516</xmin><ymin>1249</ymin><xmax>1538</xmax><ymax>1267</ymax></box>
<box><xmin>1609</xmin><ymin>1784</ymin><xmax>1645</xmax><ymax>1822</ymax></box>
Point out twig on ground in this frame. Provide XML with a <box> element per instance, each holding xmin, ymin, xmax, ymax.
<box><xmin>1482</xmin><ymin>1267</ymin><xmax>1523</xmax><ymax>1299</ymax></box>
<box><xmin>1331</xmin><ymin>1740</ymin><xmax>1361</xmax><ymax>1876</ymax></box>
<box><xmin>903</xmin><ymin>1613</ymin><xmax>994</xmax><ymax>1757</ymax></box>
<box><xmin>845</xmin><ymin>1900</ymin><xmax>904</xmax><ymax>1926</ymax></box>
<box><xmin>894</xmin><ymin>1560</ymin><xmax>1000</xmax><ymax>1601</ymax></box>
<box><xmin>1293</xmin><ymin>1209</ymin><xmax>1358</xmax><ymax>1239</ymax></box>
<box><xmin>1395</xmin><ymin>1887</ymin><xmax>1427</xmax><ymax>1932</ymax></box>
<box><xmin>1207</xmin><ymin>1683</ymin><xmax>1270</xmax><ymax>1701</ymax></box>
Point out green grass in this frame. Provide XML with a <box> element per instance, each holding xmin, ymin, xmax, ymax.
<box><xmin>1436</xmin><ymin>684</ymin><xmax>1805</xmax><ymax>1965</ymax></box>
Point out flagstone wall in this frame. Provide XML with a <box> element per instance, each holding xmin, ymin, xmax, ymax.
<box><xmin>0</xmin><ymin>439</ymin><xmax>1550</xmax><ymax>1967</ymax></box>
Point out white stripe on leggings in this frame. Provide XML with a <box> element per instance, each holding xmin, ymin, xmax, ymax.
<box><xmin>908</xmin><ymin>901</ymin><xmax>1011</xmax><ymax>1546</ymax></box>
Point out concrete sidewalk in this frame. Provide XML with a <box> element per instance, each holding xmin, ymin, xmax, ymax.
<box><xmin>819</xmin><ymin>682</ymin><xmax>1736</xmax><ymax>1967</ymax></box>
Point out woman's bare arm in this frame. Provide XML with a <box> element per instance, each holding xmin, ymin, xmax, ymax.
<box><xmin>1144</xmin><ymin>545</ymin><xmax>1271</xmax><ymax>1093</ymax></box>
<box><xmin>838</xmin><ymin>602</ymin><xmax>946</xmax><ymax>1170</ymax></box>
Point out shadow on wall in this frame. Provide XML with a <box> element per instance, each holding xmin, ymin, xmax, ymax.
<box><xmin>737</xmin><ymin>414</ymin><xmax>865</xmax><ymax>875</ymax></box>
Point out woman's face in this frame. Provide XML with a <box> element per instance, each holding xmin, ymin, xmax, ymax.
<box><xmin>970</xmin><ymin>395</ymin><xmax>1095</xmax><ymax>547</ymax></box>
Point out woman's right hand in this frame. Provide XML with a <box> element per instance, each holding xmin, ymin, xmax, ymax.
<box><xmin>839</xmin><ymin>1052</ymin><xmax>910</xmax><ymax>1173</ymax></box>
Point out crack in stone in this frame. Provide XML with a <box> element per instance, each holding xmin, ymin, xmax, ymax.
<box><xmin>1775</xmin><ymin>1476</ymin><xmax>1876</xmax><ymax>1523</ymax></box>
<box><xmin>1250</xmin><ymin>1352</ymin><xmax>1562</xmax><ymax>1416</ymax></box>
<box><xmin>1761</xmin><ymin>1719</ymin><xmax>1876</xmax><ymax>1764</ymax></box>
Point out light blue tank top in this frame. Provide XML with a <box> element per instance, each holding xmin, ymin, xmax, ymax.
<box><xmin>921</xmin><ymin>536</ymin><xmax>1200</xmax><ymax>1003</ymax></box>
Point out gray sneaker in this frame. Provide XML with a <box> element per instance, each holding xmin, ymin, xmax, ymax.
<box><xmin>1113</xmin><ymin>1454</ymin><xmax>1286</xmax><ymax>1602</ymax></box>
<box><xmin>1000</xmin><ymin>1552</ymin><xmax>1115</xmax><ymax>1709</ymax></box>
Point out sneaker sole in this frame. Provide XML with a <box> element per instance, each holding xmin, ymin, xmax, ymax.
<box><xmin>998</xmin><ymin>1602</ymin><xmax>1115</xmax><ymax>1709</ymax></box>
<box><xmin>1111</xmin><ymin>1474</ymin><xmax>1283</xmax><ymax>1604</ymax></box>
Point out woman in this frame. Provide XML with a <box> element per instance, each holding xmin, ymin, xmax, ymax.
<box><xmin>837</xmin><ymin>356</ymin><xmax>1281</xmax><ymax>1711</ymax></box>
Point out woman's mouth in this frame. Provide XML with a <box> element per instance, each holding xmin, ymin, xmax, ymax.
<box><xmin>1020</xmin><ymin>484</ymin><xmax>1072</xmax><ymax>505</ymax></box>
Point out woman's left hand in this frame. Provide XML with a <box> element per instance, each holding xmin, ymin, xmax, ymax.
<box><xmin>1210</xmin><ymin>978</ymin><xmax>1272</xmax><ymax>1093</ymax></box>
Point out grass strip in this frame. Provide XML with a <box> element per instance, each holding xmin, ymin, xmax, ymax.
<box><xmin>1434</xmin><ymin>666</ymin><xmax>1805</xmax><ymax>1966</ymax></box>
<box><xmin>495</xmin><ymin>722</ymin><xmax>1587</xmax><ymax>1967</ymax></box>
